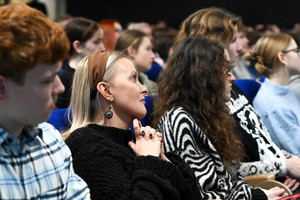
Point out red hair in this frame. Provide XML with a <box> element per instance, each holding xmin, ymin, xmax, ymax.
<box><xmin>99</xmin><ymin>19</ymin><xmax>120</xmax><ymax>51</ymax></box>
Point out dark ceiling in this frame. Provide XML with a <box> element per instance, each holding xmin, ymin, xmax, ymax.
<box><xmin>67</xmin><ymin>0</ymin><xmax>300</xmax><ymax>30</ymax></box>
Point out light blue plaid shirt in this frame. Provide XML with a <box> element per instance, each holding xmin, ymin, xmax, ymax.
<box><xmin>0</xmin><ymin>122</ymin><xmax>90</xmax><ymax>200</ymax></box>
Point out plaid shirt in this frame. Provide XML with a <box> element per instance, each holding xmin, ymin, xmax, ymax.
<box><xmin>0</xmin><ymin>122</ymin><xmax>90</xmax><ymax>200</ymax></box>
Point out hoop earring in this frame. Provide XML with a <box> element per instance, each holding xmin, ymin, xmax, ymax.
<box><xmin>105</xmin><ymin>104</ymin><xmax>113</xmax><ymax>119</ymax></box>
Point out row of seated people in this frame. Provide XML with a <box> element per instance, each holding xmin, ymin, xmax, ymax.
<box><xmin>49</xmin><ymin>48</ymin><xmax>300</xmax><ymax>200</ymax></box>
<box><xmin>56</xmin><ymin>17</ymin><xmax>169</xmax><ymax>109</ymax></box>
<box><xmin>51</xmin><ymin>6</ymin><xmax>300</xmax><ymax>200</ymax></box>
<box><xmin>3</xmin><ymin>3</ymin><xmax>300</xmax><ymax>200</ymax></box>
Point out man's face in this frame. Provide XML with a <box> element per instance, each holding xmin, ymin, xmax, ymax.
<box><xmin>2</xmin><ymin>62</ymin><xmax>64</xmax><ymax>127</ymax></box>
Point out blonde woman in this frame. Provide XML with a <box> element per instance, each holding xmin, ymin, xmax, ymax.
<box><xmin>62</xmin><ymin>50</ymin><xmax>200</xmax><ymax>200</ymax></box>
<box><xmin>244</xmin><ymin>33</ymin><xmax>300</xmax><ymax>156</ymax></box>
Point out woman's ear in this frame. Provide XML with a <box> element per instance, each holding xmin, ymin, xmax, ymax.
<box><xmin>73</xmin><ymin>40</ymin><xmax>83</xmax><ymax>54</ymax></box>
<box><xmin>127</xmin><ymin>46</ymin><xmax>136</xmax><ymax>59</ymax></box>
<box><xmin>277</xmin><ymin>52</ymin><xmax>287</xmax><ymax>66</ymax></box>
<box><xmin>97</xmin><ymin>82</ymin><xmax>112</xmax><ymax>101</ymax></box>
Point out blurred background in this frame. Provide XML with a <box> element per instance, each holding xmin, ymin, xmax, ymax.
<box><xmin>2</xmin><ymin>0</ymin><xmax>300</xmax><ymax>30</ymax></box>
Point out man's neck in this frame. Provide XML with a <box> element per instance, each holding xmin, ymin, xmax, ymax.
<box><xmin>0</xmin><ymin>118</ymin><xmax>24</xmax><ymax>141</ymax></box>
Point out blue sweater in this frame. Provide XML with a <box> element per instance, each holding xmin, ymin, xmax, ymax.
<box><xmin>253</xmin><ymin>78</ymin><xmax>300</xmax><ymax>155</ymax></box>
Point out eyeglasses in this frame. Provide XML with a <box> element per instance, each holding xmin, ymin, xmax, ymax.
<box><xmin>282</xmin><ymin>47</ymin><xmax>300</xmax><ymax>57</ymax></box>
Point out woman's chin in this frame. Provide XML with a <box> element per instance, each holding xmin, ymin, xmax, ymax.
<box><xmin>135</xmin><ymin>111</ymin><xmax>147</xmax><ymax>121</ymax></box>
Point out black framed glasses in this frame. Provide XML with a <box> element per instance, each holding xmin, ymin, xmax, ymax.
<box><xmin>282</xmin><ymin>47</ymin><xmax>300</xmax><ymax>57</ymax></box>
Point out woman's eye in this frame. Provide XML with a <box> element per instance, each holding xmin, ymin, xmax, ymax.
<box><xmin>132</xmin><ymin>75</ymin><xmax>137</xmax><ymax>81</ymax></box>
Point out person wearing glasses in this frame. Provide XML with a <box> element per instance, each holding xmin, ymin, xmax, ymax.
<box><xmin>244</xmin><ymin>33</ymin><xmax>300</xmax><ymax>155</ymax></box>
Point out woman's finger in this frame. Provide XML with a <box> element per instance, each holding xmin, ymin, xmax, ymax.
<box><xmin>133</xmin><ymin>119</ymin><xmax>142</xmax><ymax>138</ymax></box>
<box><xmin>291</xmin><ymin>181</ymin><xmax>300</xmax><ymax>192</ymax></box>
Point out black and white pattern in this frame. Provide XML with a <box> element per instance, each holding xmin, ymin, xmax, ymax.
<box><xmin>227</xmin><ymin>84</ymin><xmax>299</xmax><ymax>177</ymax></box>
<box><xmin>157</xmin><ymin>107</ymin><xmax>253</xmax><ymax>200</ymax></box>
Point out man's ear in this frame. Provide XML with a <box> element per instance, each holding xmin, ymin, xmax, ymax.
<box><xmin>277</xmin><ymin>52</ymin><xmax>287</xmax><ymax>66</ymax></box>
<box><xmin>0</xmin><ymin>76</ymin><xmax>6</xmax><ymax>100</ymax></box>
<box><xmin>73</xmin><ymin>40</ymin><xmax>83</xmax><ymax>54</ymax></box>
<box><xmin>97</xmin><ymin>82</ymin><xmax>112</xmax><ymax>101</ymax></box>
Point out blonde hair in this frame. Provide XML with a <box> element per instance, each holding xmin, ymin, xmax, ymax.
<box><xmin>62</xmin><ymin>51</ymin><xmax>129</xmax><ymax>140</ymax></box>
<box><xmin>243</xmin><ymin>33</ymin><xmax>292</xmax><ymax>77</ymax></box>
<box><xmin>174</xmin><ymin>7</ymin><xmax>242</xmax><ymax>47</ymax></box>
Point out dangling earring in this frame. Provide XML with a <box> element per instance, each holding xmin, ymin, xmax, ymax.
<box><xmin>105</xmin><ymin>104</ymin><xmax>113</xmax><ymax>119</ymax></box>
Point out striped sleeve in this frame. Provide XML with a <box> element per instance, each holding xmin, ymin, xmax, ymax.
<box><xmin>157</xmin><ymin>107</ymin><xmax>253</xmax><ymax>200</ymax></box>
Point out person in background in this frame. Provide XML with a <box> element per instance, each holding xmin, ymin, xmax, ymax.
<box><xmin>62</xmin><ymin>50</ymin><xmax>201</xmax><ymax>200</ymax></box>
<box><xmin>152</xmin><ymin>26</ymin><xmax>178</xmax><ymax>69</ymax></box>
<box><xmin>166</xmin><ymin>6</ymin><xmax>300</xmax><ymax>193</ymax></box>
<box><xmin>152</xmin><ymin>35</ymin><xmax>286</xmax><ymax>200</ymax></box>
<box><xmin>127</xmin><ymin>21</ymin><xmax>163</xmax><ymax>81</ymax></box>
<box><xmin>55</xmin><ymin>13</ymin><xmax>73</xmax><ymax>28</ymax></box>
<box><xmin>115</xmin><ymin>29</ymin><xmax>157</xmax><ymax>95</ymax></box>
<box><xmin>99</xmin><ymin>19</ymin><xmax>123</xmax><ymax>52</ymax></box>
<box><xmin>289</xmin><ymin>73</ymin><xmax>300</xmax><ymax>102</ymax></box>
<box><xmin>244</xmin><ymin>33</ymin><xmax>300</xmax><ymax>155</ymax></box>
<box><xmin>0</xmin><ymin>3</ymin><xmax>90</xmax><ymax>199</ymax></box>
<box><xmin>56</xmin><ymin>17</ymin><xmax>105</xmax><ymax>108</ymax></box>
<box><xmin>127</xmin><ymin>22</ymin><xmax>154</xmax><ymax>43</ymax></box>
<box><xmin>232</xmin><ymin>26</ymin><xmax>260</xmax><ymax>79</ymax></box>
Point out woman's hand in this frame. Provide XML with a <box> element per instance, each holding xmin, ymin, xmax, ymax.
<box><xmin>155</xmin><ymin>131</ymin><xmax>171</xmax><ymax>162</ymax></box>
<box><xmin>283</xmin><ymin>177</ymin><xmax>300</xmax><ymax>193</ymax></box>
<box><xmin>128</xmin><ymin>119</ymin><xmax>162</xmax><ymax>157</ymax></box>
<box><xmin>261</xmin><ymin>187</ymin><xmax>287</xmax><ymax>200</ymax></box>
<box><xmin>286</xmin><ymin>159</ymin><xmax>300</xmax><ymax>179</ymax></box>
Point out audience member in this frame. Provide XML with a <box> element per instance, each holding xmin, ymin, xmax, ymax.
<box><xmin>55</xmin><ymin>13</ymin><xmax>73</xmax><ymax>28</ymax></box>
<box><xmin>166</xmin><ymin>6</ymin><xmax>300</xmax><ymax>193</ymax></box>
<box><xmin>99</xmin><ymin>19</ymin><xmax>123</xmax><ymax>52</ymax></box>
<box><xmin>232</xmin><ymin>26</ymin><xmax>260</xmax><ymax>79</ymax></box>
<box><xmin>290</xmin><ymin>74</ymin><xmax>300</xmax><ymax>102</ymax></box>
<box><xmin>264</xmin><ymin>24</ymin><xmax>281</xmax><ymax>35</ymax></box>
<box><xmin>152</xmin><ymin>35</ymin><xmax>286</xmax><ymax>200</ymax></box>
<box><xmin>244</xmin><ymin>33</ymin><xmax>300</xmax><ymax>155</ymax></box>
<box><xmin>56</xmin><ymin>17</ymin><xmax>105</xmax><ymax>108</ymax></box>
<box><xmin>152</xmin><ymin>26</ymin><xmax>178</xmax><ymax>68</ymax></box>
<box><xmin>115</xmin><ymin>29</ymin><xmax>158</xmax><ymax>95</ymax></box>
<box><xmin>62</xmin><ymin>50</ymin><xmax>201</xmax><ymax>200</ymax></box>
<box><xmin>127</xmin><ymin>22</ymin><xmax>154</xmax><ymax>43</ymax></box>
<box><xmin>0</xmin><ymin>3</ymin><xmax>90</xmax><ymax>199</ymax></box>
<box><xmin>127</xmin><ymin>21</ymin><xmax>164</xmax><ymax>81</ymax></box>
<box><xmin>289</xmin><ymin>31</ymin><xmax>300</xmax><ymax>102</ymax></box>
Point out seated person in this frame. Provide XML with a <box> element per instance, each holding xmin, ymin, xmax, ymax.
<box><xmin>153</xmin><ymin>35</ymin><xmax>287</xmax><ymax>200</ymax></box>
<box><xmin>244</xmin><ymin>33</ymin><xmax>300</xmax><ymax>155</ymax></box>
<box><xmin>62</xmin><ymin>50</ymin><xmax>201</xmax><ymax>200</ymax></box>
<box><xmin>173</xmin><ymin>6</ymin><xmax>300</xmax><ymax>192</ymax></box>
<box><xmin>0</xmin><ymin>3</ymin><xmax>90</xmax><ymax>199</ymax></box>
<box><xmin>290</xmin><ymin>74</ymin><xmax>300</xmax><ymax>102</ymax></box>
<box><xmin>115</xmin><ymin>30</ymin><xmax>158</xmax><ymax>95</ymax></box>
<box><xmin>56</xmin><ymin>17</ymin><xmax>105</xmax><ymax>108</ymax></box>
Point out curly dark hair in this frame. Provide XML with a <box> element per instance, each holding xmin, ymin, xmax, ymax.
<box><xmin>152</xmin><ymin>36</ymin><xmax>245</xmax><ymax>167</ymax></box>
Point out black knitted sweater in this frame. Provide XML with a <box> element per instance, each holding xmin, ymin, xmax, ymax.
<box><xmin>65</xmin><ymin>124</ymin><xmax>201</xmax><ymax>200</ymax></box>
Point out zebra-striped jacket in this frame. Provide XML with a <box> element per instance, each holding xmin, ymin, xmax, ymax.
<box><xmin>157</xmin><ymin>107</ymin><xmax>266</xmax><ymax>200</ymax></box>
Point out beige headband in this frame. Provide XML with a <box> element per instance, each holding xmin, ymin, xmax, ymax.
<box><xmin>88</xmin><ymin>50</ymin><xmax>108</xmax><ymax>91</ymax></box>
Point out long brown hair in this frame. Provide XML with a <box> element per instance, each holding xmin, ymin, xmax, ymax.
<box><xmin>174</xmin><ymin>7</ymin><xmax>242</xmax><ymax>47</ymax></box>
<box><xmin>152</xmin><ymin>36</ymin><xmax>245</xmax><ymax>167</ymax></box>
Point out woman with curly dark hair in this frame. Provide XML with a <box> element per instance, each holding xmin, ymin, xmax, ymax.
<box><xmin>152</xmin><ymin>36</ymin><xmax>286</xmax><ymax>200</ymax></box>
<box><xmin>165</xmin><ymin>6</ymin><xmax>300</xmax><ymax>195</ymax></box>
